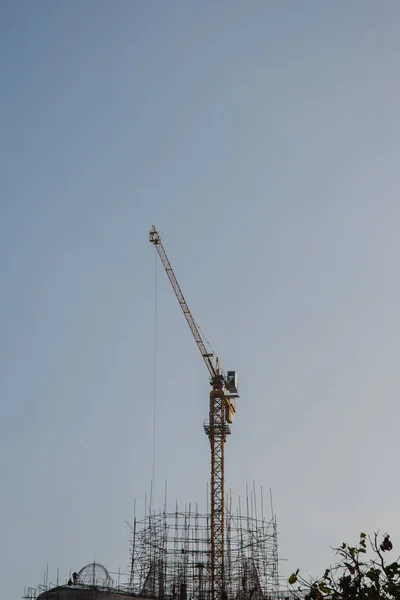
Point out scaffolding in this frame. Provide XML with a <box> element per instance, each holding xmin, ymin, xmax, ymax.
<box><xmin>129</xmin><ymin>493</ymin><xmax>280</xmax><ymax>600</ymax></box>
<box><xmin>23</xmin><ymin>494</ymin><xmax>305</xmax><ymax>600</ymax></box>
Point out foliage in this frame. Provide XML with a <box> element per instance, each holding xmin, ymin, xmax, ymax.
<box><xmin>288</xmin><ymin>533</ymin><xmax>400</xmax><ymax>600</ymax></box>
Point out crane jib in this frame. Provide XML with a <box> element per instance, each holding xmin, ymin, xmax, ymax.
<box><xmin>150</xmin><ymin>226</ymin><xmax>218</xmax><ymax>380</ymax></box>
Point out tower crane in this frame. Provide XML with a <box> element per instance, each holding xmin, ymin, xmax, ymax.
<box><xmin>149</xmin><ymin>226</ymin><xmax>239</xmax><ymax>600</ymax></box>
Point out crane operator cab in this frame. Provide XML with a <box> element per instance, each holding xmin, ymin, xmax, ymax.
<box><xmin>226</xmin><ymin>371</ymin><xmax>238</xmax><ymax>394</ymax></box>
<box><xmin>225</xmin><ymin>371</ymin><xmax>238</xmax><ymax>425</ymax></box>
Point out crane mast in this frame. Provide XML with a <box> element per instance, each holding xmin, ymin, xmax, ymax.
<box><xmin>149</xmin><ymin>226</ymin><xmax>238</xmax><ymax>600</ymax></box>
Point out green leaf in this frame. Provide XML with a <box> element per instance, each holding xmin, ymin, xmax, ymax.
<box><xmin>365</xmin><ymin>570</ymin><xmax>374</xmax><ymax>580</ymax></box>
<box><xmin>365</xmin><ymin>569</ymin><xmax>380</xmax><ymax>582</ymax></box>
<box><xmin>288</xmin><ymin>573</ymin><xmax>298</xmax><ymax>585</ymax></box>
<box><xmin>323</xmin><ymin>569</ymin><xmax>330</xmax><ymax>579</ymax></box>
<box><xmin>318</xmin><ymin>583</ymin><xmax>331</xmax><ymax>594</ymax></box>
<box><xmin>360</xmin><ymin>532</ymin><xmax>366</xmax><ymax>539</ymax></box>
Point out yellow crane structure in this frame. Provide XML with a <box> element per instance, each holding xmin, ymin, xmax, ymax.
<box><xmin>149</xmin><ymin>226</ymin><xmax>239</xmax><ymax>600</ymax></box>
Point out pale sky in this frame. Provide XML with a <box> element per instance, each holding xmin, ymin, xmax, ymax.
<box><xmin>2</xmin><ymin>2</ymin><xmax>400</xmax><ymax>598</ymax></box>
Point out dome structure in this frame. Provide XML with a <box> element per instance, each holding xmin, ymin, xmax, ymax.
<box><xmin>75</xmin><ymin>563</ymin><xmax>114</xmax><ymax>588</ymax></box>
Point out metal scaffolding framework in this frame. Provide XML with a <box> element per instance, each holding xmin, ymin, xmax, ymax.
<box><xmin>129</xmin><ymin>495</ymin><xmax>280</xmax><ymax>600</ymax></box>
<box><xmin>24</xmin><ymin>490</ymin><xmax>303</xmax><ymax>600</ymax></box>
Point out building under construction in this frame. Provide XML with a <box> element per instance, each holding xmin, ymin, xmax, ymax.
<box><xmin>24</xmin><ymin>228</ymin><xmax>292</xmax><ymax>600</ymax></box>
<box><xmin>26</xmin><ymin>496</ymin><xmax>284</xmax><ymax>600</ymax></box>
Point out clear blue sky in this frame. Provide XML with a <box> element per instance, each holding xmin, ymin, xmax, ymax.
<box><xmin>2</xmin><ymin>1</ymin><xmax>400</xmax><ymax>598</ymax></box>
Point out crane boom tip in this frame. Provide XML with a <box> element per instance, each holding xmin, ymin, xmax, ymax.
<box><xmin>149</xmin><ymin>226</ymin><xmax>160</xmax><ymax>244</ymax></box>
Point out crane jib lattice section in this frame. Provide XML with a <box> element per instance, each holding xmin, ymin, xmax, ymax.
<box><xmin>151</xmin><ymin>229</ymin><xmax>216</xmax><ymax>379</ymax></box>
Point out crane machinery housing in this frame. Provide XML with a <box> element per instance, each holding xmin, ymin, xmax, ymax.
<box><xmin>149</xmin><ymin>225</ymin><xmax>239</xmax><ymax>600</ymax></box>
